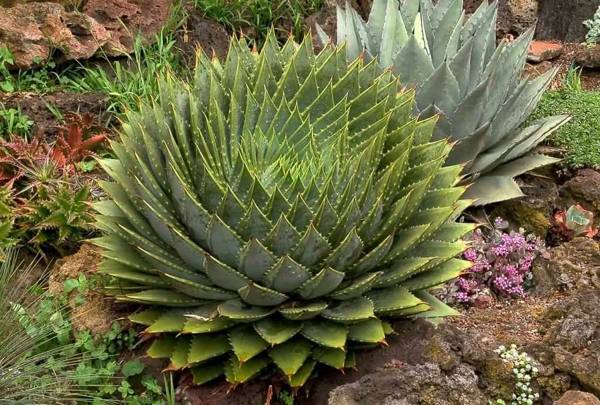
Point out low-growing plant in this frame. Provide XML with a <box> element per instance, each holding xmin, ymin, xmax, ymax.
<box><xmin>51</xmin><ymin>113</ymin><xmax>108</xmax><ymax>171</ymax></box>
<box><xmin>529</xmin><ymin>89</ymin><xmax>600</xmax><ymax>169</ymax></box>
<box><xmin>492</xmin><ymin>344</ymin><xmax>540</xmax><ymax>405</ymax></box>
<box><xmin>0</xmin><ymin>250</ymin><xmax>92</xmax><ymax>402</ymax></box>
<box><xmin>441</xmin><ymin>218</ymin><xmax>544</xmax><ymax>306</ymax></box>
<box><xmin>0</xmin><ymin>106</ymin><xmax>34</xmax><ymax>139</ymax></box>
<box><xmin>0</xmin><ymin>46</ymin><xmax>65</xmax><ymax>94</ymax></box>
<box><xmin>5</xmin><ymin>254</ymin><xmax>177</xmax><ymax>404</ymax></box>
<box><xmin>584</xmin><ymin>6</ymin><xmax>600</xmax><ymax>45</ymax></box>
<box><xmin>0</xmin><ymin>133</ymin><xmax>98</xmax><ymax>252</ymax></box>
<box><xmin>193</xmin><ymin>0</ymin><xmax>325</xmax><ymax>45</ymax></box>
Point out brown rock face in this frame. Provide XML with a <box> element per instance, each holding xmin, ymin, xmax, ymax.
<box><xmin>532</xmin><ymin>238</ymin><xmax>600</xmax><ymax>293</ymax></box>
<box><xmin>0</xmin><ymin>2</ymin><xmax>110</xmax><ymax>69</ymax></box>
<box><xmin>83</xmin><ymin>0</ymin><xmax>172</xmax><ymax>56</ymax></box>
<box><xmin>536</xmin><ymin>0</ymin><xmax>600</xmax><ymax>42</ymax></box>
<box><xmin>175</xmin><ymin>6</ymin><xmax>230</xmax><ymax>66</ymax></box>
<box><xmin>559</xmin><ymin>169</ymin><xmax>600</xmax><ymax>218</ymax></box>
<box><xmin>554</xmin><ymin>390</ymin><xmax>600</xmax><ymax>405</ymax></box>
<box><xmin>464</xmin><ymin>0</ymin><xmax>538</xmax><ymax>37</ymax></box>
<box><xmin>543</xmin><ymin>289</ymin><xmax>600</xmax><ymax>395</ymax></box>
<box><xmin>0</xmin><ymin>0</ymin><xmax>172</xmax><ymax>70</ymax></box>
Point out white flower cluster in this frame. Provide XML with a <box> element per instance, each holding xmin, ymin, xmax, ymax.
<box><xmin>494</xmin><ymin>344</ymin><xmax>540</xmax><ymax>405</ymax></box>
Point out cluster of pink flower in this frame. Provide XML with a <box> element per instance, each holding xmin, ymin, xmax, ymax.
<box><xmin>443</xmin><ymin>218</ymin><xmax>544</xmax><ymax>306</ymax></box>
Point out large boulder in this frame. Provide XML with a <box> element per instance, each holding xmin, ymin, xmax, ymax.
<box><xmin>0</xmin><ymin>0</ymin><xmax>172</xmax><ymax>70</ymax></box>
<box><xmin>327</xmin><ymin>363</ymin><xmax>488</xmax><ymax>405</ymax></box>
<box><xmin>0</xmin><ymin>2</ymin><xmax>110</xmax><ymax>69</ymax></box>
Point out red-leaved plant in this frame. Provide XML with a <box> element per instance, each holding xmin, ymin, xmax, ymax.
<box><xmin>51</xmin><ymin>113</ymin><xmax>107</xmax><ymax>169</ymax></box>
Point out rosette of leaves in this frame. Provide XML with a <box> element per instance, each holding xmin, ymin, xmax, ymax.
<box><xmin>94</xmin><ymin>32</ymin><xmax>473</xmax><ymax>387</ymax></box>
<box><xmin>317</xmin><ymin>0</ymin><xmax>570</xmax><ymax>205</ymax></box>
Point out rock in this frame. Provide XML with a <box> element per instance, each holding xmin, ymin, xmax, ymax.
<box><xmin>491</xmin><ymin>174</ymin><xmax>558</xmax><ymax>237</ymax></box>
<box><xmin>532</xmin><ymin>238</ymin><xmax>600</xmax><ymax>293</ymax></box>
<box><xmin>554</xmin><ymin>390</ymin><xmax>600</xmax><ymax>405</ymax></box>
<box><xmin>327</xmin><ymin>363</ymin><xmax>487</xmax><ymax>405</ymax></box>
<box><xmin>559</xmin><ymin>169</ymin><xmax>600</xmax><ymax>218</ymax></box>
<box><xmin>176</xmin><ymin>6</ymin><xmax>230</xmax><ymax>67</ymax></box>
<box><xmin>528</xmin><ymin>41</ymin><xmax>563</xmax><ymax>63</ymax></box>
<box><xmin>536</xmin><ymin>0</ymin><xmax>600</xmax><ymax>43</ymax></box>
<box><xmin>0</xmin><ymin>2</ymin><xmax>110</xmax><ymax>69</ymax></box>
<box><xmin>83</xmin><ymin>0</ymin><xmax>172</xmax><ymax>56</ymax></box>
<box><xmin>576</xmin><ymin>46</ymin><xmax>600</xmax><ymax>69</ymax></box>
<box><xmin>543</xmin><ymin>289</ymin><xmax>600</xmax><ymax>394</ymax></box>
<box><xmin>464</xmin><ymin>0</ymin><xmax>538</xmax><ymax>37</ymax></box>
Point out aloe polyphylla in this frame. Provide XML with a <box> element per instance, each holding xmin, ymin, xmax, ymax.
<box><xmin>317</xmin><ymin>0</ymin><xmax>571</xmax><ymax>205</ymax></box>
<box><xmin>94</xmin><ymin>33</ymin><xmax>473</xmax><ymax>387</ymax></box>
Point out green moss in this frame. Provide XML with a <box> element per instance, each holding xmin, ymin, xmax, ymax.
<box><xmin>529</xmin><ymin>90</ymin><xmax>600</xmax><ymax>169</ymax></box>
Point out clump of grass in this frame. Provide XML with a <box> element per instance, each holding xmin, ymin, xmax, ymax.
<box><xmin>529</xmin><ymin>87</ymin><xmax>600</xmax><ymax>169</ymax></box>
<box><xmin>0</xmin><ymin>106</ymin><xmax>34</xmax><ymax>139</ymax></box>
<box><xmin>62</xmin><ymin>31</ymin><xmax>181</xmax><ymax>115</ymax></box>
<box><xmin>193</xmin><ymin>0</ymin><xmax>325</xmax><ymax>46</ymax></box>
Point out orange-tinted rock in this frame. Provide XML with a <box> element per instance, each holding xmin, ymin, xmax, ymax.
<box><xmin>0</xmin><ymin>2</ymin><xmax>110</xmax><ymax>69</ymax></box>
<box><xmin>528</xmin><ymin>40</ymin><xmax>563</xmax><ymax>63</ymax></box>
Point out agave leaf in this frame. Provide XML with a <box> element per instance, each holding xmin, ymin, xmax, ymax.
<box><xmin>225</xmin><ymin>355</ymin><xmax>270</xmax><ymax>384</ymax></box>
<box><xmin>322</xmin><ymin>296</ymin><xmax>375</xmax><ymax>323</ymax></box>
<box><xmin>253</xmin><ymin>317</ymin><xmax>302</xmax><ymax>345</ymax></box>
<box><xmin>313</xmin><ymin>347</ymin><xmax>346</xmax><ymax>369</ymax></box>
<box><xmin>188</xmin><ymin>334</ymin><xmax>230</xmax><ymax>364</ymax></box>
<box><xmin>192</xmin><ymin>363</ymin><xmax>224</xmax><ymax>385</ymax></box>
<box><xmin>229</xmin><ymin>326</ymin><xmax>269</xmax><ymax>362</ymax></box>
<box><xmin>348</xmin><ymin>318</ymin><xmax>386</xmax><ymax>343</ymax></box>
<box><xmin>268</xmin><ymin>338</ymin><xmax>312</xmax><ymax>376</ymax></box>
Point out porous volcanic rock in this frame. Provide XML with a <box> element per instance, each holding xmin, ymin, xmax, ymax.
<box><xmin>0</xmin><ymin>2</ymin><xmax>110</xmax><ymax>69</ymax></box>
<box><xmin>554</xmin><ymin>390</ymin><xmax>600</xmax><ymax>405</ymax></box>
<box><xmin>83</xmin><ymin>0</ymin><xmax>172</xmax><ymax>56</ymax></box>
<box><xmin>327</xmin><ymin>362</ymin><xmax>488</xmax><ymax>405</ymax></box>
<box><xmin>532</xmin><ymin>238</ymin><xmax>600</xmax><ymax>294</ymax></box>
<box><xmin>542</xmin><ymin>289</ymin><xmax>600</xmax><ymax>394</ymax></box>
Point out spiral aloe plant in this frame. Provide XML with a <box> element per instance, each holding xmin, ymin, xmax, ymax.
<box><xmin>317</xmin><ymin>0</ymin><xmax>570</xmax><ymax>205</ymax></box>
<box><xmin>94</xmin><ymin>32</ymin><xmax>473</xmax><ymax>387</ymax></box>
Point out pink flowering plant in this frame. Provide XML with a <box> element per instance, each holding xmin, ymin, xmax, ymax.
<box><xmin>442</xmin><ymin>218</ymin><xmax>545</xmax><ymax>306</ymax></box>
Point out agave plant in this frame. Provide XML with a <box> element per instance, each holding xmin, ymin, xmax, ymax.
<box><xmin>316</xmin><ymin>0</ymin><xmax>570</xmax><ymax>205</ymax></box>
<box><xmin>95</xmin><ymin>32</ymin><xmax>474</xmax><ymax>387</ymax></box>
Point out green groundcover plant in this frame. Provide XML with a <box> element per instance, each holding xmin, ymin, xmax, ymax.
<box><xmin>317</xmin><ymin>0</ymin><xmax>570</xmax><ymax>205</ymax></box>
<box><xmin>529</xmin><ymin>88</ymin><xmax>600</xmax><ymax>169</ymax></box>
<box><xmin>94</xmin><ymin>32</ymin><xmax>473</xmax><ymax>387</ymax></box>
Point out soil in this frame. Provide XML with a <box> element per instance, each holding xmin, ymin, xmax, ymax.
<box><xmin>541</xmin><ymin>43</ymin><xmax>600</xmax><ymax>91</ymax></box>
<box><xmin>0</xmin><ymin>91</ymin><xmax>112</xmax><ymax>141</ymax></box>
<box><xmin>448</xmin><ymin>293</ymin><xmax>566</xmax><ymax>346</ymax></box>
